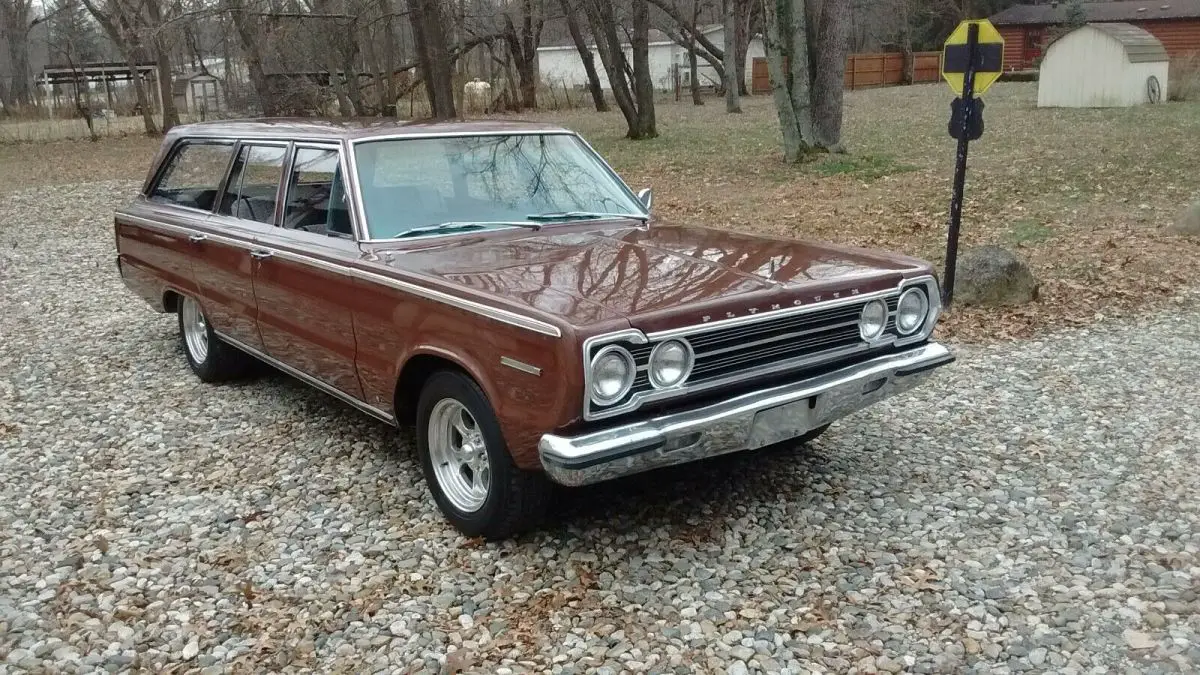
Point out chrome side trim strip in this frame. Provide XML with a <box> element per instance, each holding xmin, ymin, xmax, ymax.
<box><xmin>500</xmin><ymin>356</ymin><xmax>542</xmax><ymax>376</ymax></box>
<box><xmin>117</xmin><ymin>212</ymin><xmax>563</xmax><ymax>338</ymax></box>
<box><xmin>120</xmin><ymin>212</ymin><xmax>255</xmax><ymax>250</ymax></box>
<box><xmin>350</xmin><ymin>267</ymin><xmax>563</xmax><ymax>338</ymax></box>
<box><xmin>214</xmin><ymin>330</ymin><xmax>397</xmax><ymax>425</ymax></box>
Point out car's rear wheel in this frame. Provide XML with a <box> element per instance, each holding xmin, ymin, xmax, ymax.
<box><xmin>178</xmin><ymin>296</ymin><xmax>252</xmax><ymax>382</ymax></box>
<box><xmin>416</xmin><ymin>370</ymin><xmax>549</xmax><ymax>539</ymax></box>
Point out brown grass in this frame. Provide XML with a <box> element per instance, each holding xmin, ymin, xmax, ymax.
<box><xmin>3</xmin><ymin>81</ymin><xmax>1198</xmax><ymax>342</ymax></box>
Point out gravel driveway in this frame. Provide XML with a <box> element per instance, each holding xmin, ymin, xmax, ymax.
<box><xmin>2</xmin><ymin>182</ymin><xmax>1198</xmax><ymax>674</ymax></box>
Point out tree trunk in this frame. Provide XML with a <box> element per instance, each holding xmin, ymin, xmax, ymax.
<box><xmin>379</xmin><ymin>0</ymin><xmax>397</xmax><ymax>107</ymax></box>
<box><xmin>899</xmin><ymin>0</ymin><xmax>914</xmax><ymax>85</ymax></box>
<box><xmin>131</xmin><ymin>63</ymin><xmax>158</xmax><ymax>135</ymax></box>
<box><xmin>723</xmin><ymin>0</ymin><xmax>740</xmax><ymax>112</ymax></box>
<box><xmin>762</xmin><ymin>0</ymin><xmax>807</xmax><ymax>162</ymax></box>
<box><xmin>4</xmin><ymin>27</ymin><xmax>33</xmax><ymax>106</ymax></box>
<box><xmin>154</xmin><ymin>48</ymin><xmax>178</xmax><ymax>130</ymax></box>
<box><xmin>583</xmin><ymin>0</ymin><xmax>639</xmax><ymax>135</ymax></box>
<box><xmin>734</xmin><ymin>0</ymin><xmax>752</xmax><ymax>95</ymax></box>
<box><xmin>560</xmin><ymin>1</ymin><xmax>606</xmax><ymax>112</ymax></box>
<box><xmin>629</xmin><ymin>0</ymin><xmax>657</xmax><ymax>139</ymax></box>
<box><xmin>222</xmin><ymin>0</ymin><xmax>274</xmax><ymax>114</ymax></box>
<box><xmin>142</xmin><ymin>0</ymin><xmax>178</xmax><ymax>131</ymax></box>
<box><xmin>341</xmin><ymin>44</ymin><xmax>366</xmax><ymax>115</ymax></box>
<box><xmin>520</xmin><ymin>0</ymin><xmax>541</xmax><ymax>109</ymax></box>
<box><xmin>407</xmin><ymin>0</ymin><xmax>456</xmax><ymax>119</ymax></box>
<box><xmin>811</xmin><ymin>0</ymin><xmax>850</xmax><ymax>151</ymax></box>
<box><xmin>1</xmin><ymin>0</ymin><xmax>35</xmax><ymax>107</ymax></box>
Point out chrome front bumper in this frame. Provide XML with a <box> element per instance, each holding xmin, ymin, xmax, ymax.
<box><xmin>539</xmin><ymin>342</ymin><xmax>954</xmax><ymax>486</ymax></box>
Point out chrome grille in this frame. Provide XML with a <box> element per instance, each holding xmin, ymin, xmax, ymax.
<box><xmin>684</xmin><ymin>298</ymin><xmax>898</xmax><ymax>384</ymax></box>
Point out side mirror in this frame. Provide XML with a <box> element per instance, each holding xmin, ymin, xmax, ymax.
<box><xmin>637</xmin><ymin>187</ymin><xmax>653</xmax><ymax>212</ymax></box>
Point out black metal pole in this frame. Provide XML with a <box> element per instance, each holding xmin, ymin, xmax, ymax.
<box><xmin>943</xmin><ymin>23</ymin><xmax>980</xmax><ymax>308</ymax></box>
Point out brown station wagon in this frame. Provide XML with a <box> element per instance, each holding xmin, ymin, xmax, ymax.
<box><xmin>115</xmin><ymin>119</ymin><xmax>954</xmax><ymax>538</ymax></box>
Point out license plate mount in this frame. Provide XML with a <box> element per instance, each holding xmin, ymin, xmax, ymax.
<box><xmin>747</xmin><ymin>396</ymin><xmax>818</xmax><ymax>449</ymax></box>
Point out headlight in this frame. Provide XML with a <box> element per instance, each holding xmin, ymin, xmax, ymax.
<box><xmin>859</xmin><ymin>299</ymin><xmax>888</xmax><ymax>341</ymax></box>
<box><xmin>590</xmin><ymin>345</ymin><xmax>635</xmax><ymax>406</ymax></box>
<box><xmin>649</xmin><ymin>339</ymin><xmax>693</xmax><ymax>389</ymax></box>
<box><xmin>896</xmin><ymin>288</ymin><xmax>929</xmax><ymax>335</ymax></box>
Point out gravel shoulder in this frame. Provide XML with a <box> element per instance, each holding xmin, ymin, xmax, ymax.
<box><xmin>2</xmin><ymin>182</ymin><xmax>1198</xmax><ymax>674</ymax></box>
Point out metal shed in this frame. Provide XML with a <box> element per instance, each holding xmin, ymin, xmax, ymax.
<box><xmin>1038</xmin><ymin>23</ymin><xmax>1170</xmax><ymax>107</ymax></box>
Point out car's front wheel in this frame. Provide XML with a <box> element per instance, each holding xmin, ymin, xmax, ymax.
<box><xmin>416</xmin><ymin>370</ymin><xmax>550</xmax><ymax>539</ymax></box>
<box><xmin>178</xmin><ymin>296</ymin><xmax>252</xmax><ymax>382</ymax></box>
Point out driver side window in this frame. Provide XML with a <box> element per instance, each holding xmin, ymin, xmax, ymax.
<box><xmin>216</xmin><ymin>144</ymin><xmax>286</xmax><ymax>225</ymax></box>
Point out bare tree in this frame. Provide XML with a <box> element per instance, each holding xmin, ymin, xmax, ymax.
<box><xmin>558</xmin><ymin>0</ymin><xmax>607</xmax><ymax>111</ymax></box>
<box><xmin>761</xmin><ymin>0</ymin><xmax>851</xmax><ymax>160</ymax></box>
<box><xmin>141</xmin><ymin>0</ymin><xmax>178</xmax><ymax>131</ymax></box>
<box><xmin>582</xmin><ymin>0</ymin><xmax>655</xmax><ymax>139</ymax></box>
<box><xmin>500</xmin><ymin>0</ymin><xmax>542</xmax><ymax>110</ymax></box>
<box><xmin>688</xmin><ymin>0</ymin><xmax>702</xmax><ymax>105</ymax></box>
<box><xmin>78</xmin><ymin>0</ymin><xmax>160</xmax><ymax>133</ymax></box>
<box><xmin>629</xmin><ymin>0</ymin><xmax>656</xmax><ymax>137</ymax></box>
<box><xmin>0</xmin><ymin>0</ymin><xmax>36</xmax><ymax>109</ymax></box>
<box><xmin>407</xmin><ymin>0</ymin><xmax>455</xmax><ymax>118</ymax></box>
<box><xmin>722</xmin><ymin>0</ymin><xmax>740</xmax><ymax>111</ymax></box>
<box><xmin>647</xmin><ymin>0</ymin><xmax>726</xmax><ymax>84</ymax></box>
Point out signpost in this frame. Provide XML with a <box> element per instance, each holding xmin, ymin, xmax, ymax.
<box><xmin>940</xmin><ymin>19</ymin><xmax>1003</xmax><ymax>306</ymax></box>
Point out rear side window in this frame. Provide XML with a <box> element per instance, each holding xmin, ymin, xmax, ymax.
<box><xmin>149</xmin><ymin>142</ymin><xmax>233</xmax><ymax>211</ymax></box>
<box><xmin>283</xmin><ymin>147</ymin><xmax>352</xmax><ymax>237</ymax></box>
<box><xmin>217</xmin><ymin>144</ymin><xmax>287</xmax><ymax>225</ymax></box>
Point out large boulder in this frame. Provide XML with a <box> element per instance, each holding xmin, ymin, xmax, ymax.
<box><xmin>1168</xmin><ymin>200</ymin><xmax>1200</xmax><ymax>236</ymax></box>
<box><xmin>955</xmin><ymin>246</ymin><xmax>1039</xmax><ymax>307</ymax></box>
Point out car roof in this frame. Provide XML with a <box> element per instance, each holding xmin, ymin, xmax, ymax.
<box><xmin>168</xmin><ymin>118</ymin><xmax>575</xmax><ymax>141</ymax></box>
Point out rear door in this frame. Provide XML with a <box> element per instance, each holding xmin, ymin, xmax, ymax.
<box><xmin>251</xmin><ymin>144</ymin><xmax>365</xmax><ymax>399</ymax></box>
<box><xmin>117</xmin><ymin>141</ymin><xmax>234</xmax><ymax>308</ymax></box>
<box><xmin>194</xmin><ymin>141</ymin><xmax>289</xmax><ymax>351</ymax></box>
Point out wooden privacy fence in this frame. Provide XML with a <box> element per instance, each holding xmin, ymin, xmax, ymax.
<box><xmin>751</xmin><ymin>52</ymin><xmax>942</xmax><ymax>94</ymax></box>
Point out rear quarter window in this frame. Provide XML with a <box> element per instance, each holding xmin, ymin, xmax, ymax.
<box><xmin>149</xmin><ymin>142</ymin><xmax>234</xmax><ymax>212</ymax></box>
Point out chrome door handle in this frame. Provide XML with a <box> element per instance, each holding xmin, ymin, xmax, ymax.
<box><xmin>249</xmin><ymin>249</ymin><xmax>273</xmax><ymax>260</ymax></box>
<box><xmin>188</xmin><ymin>234</ymin><xmax>207</xmax><ymax>243</ymax></box>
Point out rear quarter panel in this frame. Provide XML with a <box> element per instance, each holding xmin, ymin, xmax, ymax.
<box><xmin>115</xmin><ymin>200</ymin><xmax>203</xmax><ymax>312</ymax></box>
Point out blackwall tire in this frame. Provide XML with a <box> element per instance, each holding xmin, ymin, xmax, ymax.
<box><xmin>177</xmin><ymin>296</ymin><xmax>253</xmax><ymax>382</ymax></box>
<box><xmin>416</xmin><ymin>370</ymin><xmax>550</xmax><ymax>539</ymax></box>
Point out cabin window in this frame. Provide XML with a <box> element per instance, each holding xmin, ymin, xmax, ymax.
<box><xmin>149</xmin><ymin>142</ymin><xmax>234</xmax><ymax>211</ymax></box>
<box><xmin>282</xmin><ymin>147</ymin><xmax>352</xmax><ymax>237</ymax></box>
<box><xmin>217</xmin><ymin>144</ymin><xmax>287</xmax><ymax>225</ymax></box>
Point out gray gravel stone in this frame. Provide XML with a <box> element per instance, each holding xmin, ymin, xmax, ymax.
<box><xmin>0</xmin><ymin>182</ymin><xmax>1198</xmax><ymax>672</ymax></box>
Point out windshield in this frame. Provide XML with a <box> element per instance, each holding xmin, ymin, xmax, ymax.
<box><xmin>352</xmin><ymin>133</ymin><xmax>646</xmax><ymax>239</ymax></box>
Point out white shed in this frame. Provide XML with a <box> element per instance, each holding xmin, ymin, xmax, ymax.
<box><xmin>538</xmin><ymin>24</ymin><xmax>764</xmax><ymax>93</ymax></box>
<box><xmin>1037</xmin><ymin>23</ymin><xmax>1170</xmax><ymax>108</ymax></box>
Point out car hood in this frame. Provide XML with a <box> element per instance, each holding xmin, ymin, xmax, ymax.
<box><xmin>376</xmin><ymin>222</ymin><xmax>932</xmax><ymax>333</ymax></box>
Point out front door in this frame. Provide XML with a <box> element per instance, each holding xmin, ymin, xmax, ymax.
<box><xmin>193</xmin><ymin>141</ymin><xmax>289</xmax><ymax>350</ymax></box>
<box><xmin>251</xmin><ymin>144</ymin><xmax>364</xmax><ymax>399</ymax></box>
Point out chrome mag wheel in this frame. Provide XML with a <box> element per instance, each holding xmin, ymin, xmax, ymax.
<box><xmin>180</xmin><ymin>296</ymin><xmax>209</xmax><ymax>363</ymax></box>
<box><xmin>427</xmin><ymin>398</ymin><xmax>491</xmax><ymax>513</ymax></box>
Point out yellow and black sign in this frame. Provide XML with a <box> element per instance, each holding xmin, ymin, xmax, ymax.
<box><xmin>941</xmin><ymin>19</ymin><xmax>1004</xmax><ymax>96</ymax></box>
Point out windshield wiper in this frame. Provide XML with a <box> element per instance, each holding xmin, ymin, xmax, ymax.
<box><xmin>391</xmin><ymin>221</ymin><xmax>541</xmax><ymax>239</ymax></box>
<box><xmin>526</xmin><ymin>211</ymin><xmax>649</xmax><ymax>224</ymax></box>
